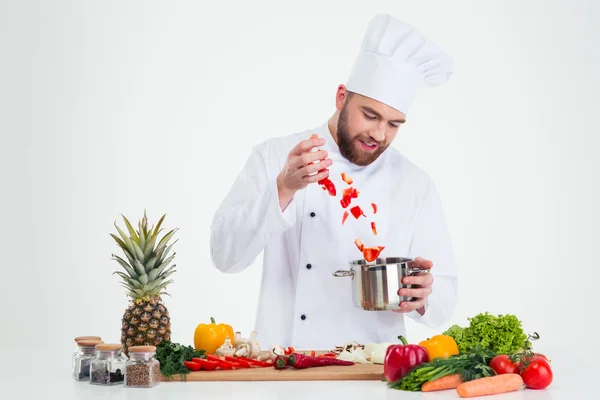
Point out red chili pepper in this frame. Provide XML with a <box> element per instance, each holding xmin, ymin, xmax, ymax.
<box><xmin>319</xmin><ymin>353</ymin><xmax>338</xmax><ymax>358</ymax></box>
<box><xmin>274</xmin><ymin>355</ymin><xmax>290</xmax><ymax>369</ymax></box>
<box><xmin>371</xmin><ymin>222</ymin><xmax>377</xmax><ymax>235</ymax></box>
<box><xmin>341</xmin><ymin>172</ymin><xmax>353</xmax><ymax>185</ymax></box>
<box><xmin>192</xmin><ymin>357</ymin><xmax>219</xmax><ymax>370</ymax></box>
<box><xmin>372</xmin><ymin>203</ymin><xmax>377</xmax><ymax>214</ymax></box>
<box><xmin>383</xmin><ymin>336</ymin><xmax>429</xmax><ymax>383</ymax></box>
<box><xmin>287</xmin><ymin>353</ymin><xmax>354</xmax><ymax>368</ymax></box>
<box><xmin>341</xmin><ymin>211</ymin><xmax>349</xmax><ymax>225</ymax></box>
<box><xmin>184</xmin><ymin>360</ymin><xmax>202</xmax><ymax>371</ymax></box>
<box><xmin>350</xmin><ymin>205</ymin><xmax>365</xmax><ymax>219</ymax></box>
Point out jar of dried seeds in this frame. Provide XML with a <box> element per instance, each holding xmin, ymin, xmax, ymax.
<box><xmin>73</xmin><ymin>339</ymin><xmax>104</xmax><ymax>381</ymax></box>
<box><xmin>124</xmin><ymin>346</ymin><xmax>161</xmax><ymax>388</ymax></box>
<box><xmin>72</xmin><ymin>336</ymin><xmax>102</xmax><ymax>373</ymax></box>
<box><xmin>90</xmin><ymin>344</ymin><xmax>127</xmax><ymax>385</ymax></box>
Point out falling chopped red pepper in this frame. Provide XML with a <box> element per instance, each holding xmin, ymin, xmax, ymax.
<box><xmin>354</xmin><ymin>238</ymin><xmax>364</xmax><ymax>252</ymax></box>
<box><xmin>343</xmin><ymin>187</ymin><xmax>359</xmax><ymax>199</ymax></box>
<box><xmin>371</xmin><ymin>222</ymin><xmax>377</xmax><ymax>235</ymax></box>
<box><xmin>372</xmin><ymin>203</ymin><xmax>377</xmax><ymax>214</ymax></box>
<box><xmin>340</xmin><ymin>187</ymin><xmax>359</xmax><ymax>208</ymax></box>
<box><xmin>363</xmin><ymin>246</ymin><xmax>384</xmax><ymax>262</ymax></box>
<box><xmin>341</xmin><ymin>172</ymin><xmax>353</xmax><ymax>185</ymax></box>
<box><xmin>342</xmin><ymin>210</ymin><xmax>349</xmax><ymax>225</ymax></box>
<box><xmin>350</xmin><ymin>205</ymin><xmax>366</xmax><ymax>219</ymax></box>
<box><xmin>340</xmin><ymin>197</ymin><xmax>350</xmax><ymax>208</ymax></box>
<box><xmin>318</xmin><ymin>175</ymin><xmax>336</xmax><ymax>196</ymax></box>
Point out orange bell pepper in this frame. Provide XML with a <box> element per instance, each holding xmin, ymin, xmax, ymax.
<box><xmin>193</xmin><ymin>317</ymin><xmax>235</xmax><ymax>355</ymax></box>
<box><xmin>418</xmin><ymin>334</ymin><xmax>459</xmax><ymax>360</ymax></box>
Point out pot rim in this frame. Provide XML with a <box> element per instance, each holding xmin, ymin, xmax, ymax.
<box><xmin>348</xmin><ymin>257</ymin><xmax>413</xmax><ymax>266</ymax></box>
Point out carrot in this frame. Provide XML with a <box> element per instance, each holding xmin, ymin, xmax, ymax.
<box><xmin>456</xmin><ymin>373</ymin><xmax>523</xmax><ymax>398</ymax></box>
<box><xmin>422</xmin><ymin>374</ymin><xmax>462</xmax><ymax>392</ymax></box>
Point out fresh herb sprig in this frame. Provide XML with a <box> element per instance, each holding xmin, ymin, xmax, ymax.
<box><xmin>389</xmin><ymin>346</ymin><xmax>497</xmax><ymax>391</ymax></box>
<box><xmin>155</xmin><ymin>340</ymin><xmax>206</xmax><ymax>380</ymax></box>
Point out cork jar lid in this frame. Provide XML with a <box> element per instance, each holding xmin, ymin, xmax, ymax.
<box><xmin>128</xmin><ymin>345</ymin><xmax>156</xmax><ymax>353</ymax></box>
<box><xmin>77</xmin><ymin>339</ymin><xmax>104</xmax><ymax>347</ymax></box>
<box><xmin>96</xmin><ymin>343</ymin><xmax>122</xmax><ymax>351</ymax></box>
<box><xmin>74</xmin><ymin>336</ymin><xmax>102</xmax><ymax>342</ymax></box>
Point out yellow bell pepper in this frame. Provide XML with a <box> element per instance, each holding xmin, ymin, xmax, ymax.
<box><xmin>418</xmin><ymin>334</ymin><xmax>459</xmax><ymax>360</ymax></box>
<box><xmin>194</xmin><ymin>317</ymin><xmax>235</xmax><ymax>355</ymax></box>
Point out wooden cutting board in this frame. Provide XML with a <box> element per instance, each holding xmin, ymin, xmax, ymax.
<box><xmin>160</xmin><ymin>350</ymin><xmax>384</xmax><ymax>382</ymax></box>
<box><xmin>161</xmin><ymin>363</ymin><xmax>384</xmax><ymax>382</ymax></box>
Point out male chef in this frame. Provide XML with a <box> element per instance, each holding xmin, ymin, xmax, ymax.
<box><xmin>210</xmin><ymin>13</ymin><xmax>458</xmax><ymax>350</ymax></box>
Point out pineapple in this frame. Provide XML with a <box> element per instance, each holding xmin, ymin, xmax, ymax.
<box><xmin>110</xmin><ymin>210</ymin><xmax>178</xmax><ymax>355</ymax></box>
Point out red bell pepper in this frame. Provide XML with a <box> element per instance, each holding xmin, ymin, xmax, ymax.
<box><xmin>237</xmin><ymin>357</ymin><xmax>274</xmax><ymax>367</ymax></box>
<box><xmin>318</xmin><ymin>176</ymin><xmax>336</xmax><ymax>196</ymax></box>
<box><xmin>383</xmin><ymin>336</ymin><xmax>429</xmax><ymax>383</ymax></box>
<box><xmin>341</xmin><ymin>172</ymin><xmax>353</xmax><ymax>185</ymax></box>
<box><xmin>362</xmin><ymin>245</ymin><xmax>384</xmax><ymax>262</ymax></box>
<box><xmin>354</xmin><ymin>238</ymin><xmax>364</xmax><ymax>252</ymax></box>
<box><xmin>371</xmin><ymin>202</ymin><xmax>377</xmax><ymax>214</ymax></box>
<box><xmin>371</xmin><ymin>222</ymin><xmax>377</xmax><ymax>235</ymax></box>
<box><xmin>192</xmin><ymin>357</ymin><xmax>219</xmax><ymax>370</ymax></box>
<box><xmin>350</xmin><ymin>205</ymin><xmax>365</xmax><ymax>219</ymax></box>
<box><xmin>342</xmin><ymin>210</ymin><xmax>349</xmax><ymax>225</ymax></box>
<box><xmin>184</xmin><ymin>360</ymin><xmax>202</xmax><ymax>371</ymax></box>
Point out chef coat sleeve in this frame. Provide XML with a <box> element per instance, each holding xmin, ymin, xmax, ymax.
<box><xmin>405</xmin><ymin>179</ymin><xmax>458</xmax><ymax>328</ymax></box>
<box><xmin>209</xmin><ymin>143</ymin><xmax>297</xmax><ymax>273</ymax></box>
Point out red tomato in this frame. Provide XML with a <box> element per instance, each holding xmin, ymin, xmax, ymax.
<box><xmin>521</xmin><ymin>357</ymin><xmax>553</xmax><ymax>389</ymax></box>
<box><xmin>515</xmin><ymin>353</ymin><xmax>549</xmax><ymax>368</ymax></box>
<box><xmin>490</xmin><ymin>355</ymin><xmax>520</xmax><ymax>375</ymax></box>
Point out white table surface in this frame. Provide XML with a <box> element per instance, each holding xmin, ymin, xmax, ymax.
<box><xmin>5</xmin><ymin>348</ymin><xmax>594</xmax><ymax>399</ymax></box>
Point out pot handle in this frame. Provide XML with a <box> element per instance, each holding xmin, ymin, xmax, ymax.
<box><xmin>407</xmin><ymin>267</ymin><xmax>431</xmax><ymax>275</ymax></box>
<box><xmin>332</xmin><ymin>269</ymin><xmax>354</xmax><ymax>277</ymax></box>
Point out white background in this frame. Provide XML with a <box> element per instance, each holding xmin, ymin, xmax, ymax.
<box><xmin>2</xmin><ymin>0</ymin><xmax>599</xmax><ymax>369</ymax></box>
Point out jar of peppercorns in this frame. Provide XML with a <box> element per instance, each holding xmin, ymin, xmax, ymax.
<box><xmin>90</xmin><ymin>343</ymin><xmax>127</xmax><ymax>385</ymax></box>
<box><xmin>124</xmin><ymin>346</ymin><xmax>161</xmax><ymax>388</ymax></box>
<box><xmin>72</xmin><ymin>336</ymin><xmax>102</xmax><ymax>373</ymax></box>
<box><xmin>73</xmin><ymin>339</ymin><xmax>104</xmax><ymax>381</ymax></box>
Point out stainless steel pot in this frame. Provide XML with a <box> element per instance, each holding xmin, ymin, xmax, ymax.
<box><xmin>332</xmin><ymin>257</ymin><xmax>430</xmax><ymax>311</ymax></box>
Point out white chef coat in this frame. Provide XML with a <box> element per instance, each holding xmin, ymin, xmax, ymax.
<box><xmin>210</xmin><ymin>121</ymin><xmax>458</xmax><ymax>350</ymax></box>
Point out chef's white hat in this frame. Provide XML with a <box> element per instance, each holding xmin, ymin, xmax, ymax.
<box><xmin>346</xmin><ymin>13</ymin><xmax>453</xmax><ymax>115</ymax></box>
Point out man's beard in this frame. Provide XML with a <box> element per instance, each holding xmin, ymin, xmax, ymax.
<box><xmin>337</xmin><ymin>104</ymin><xmax>387</xmax><ymax>166</ymax></box>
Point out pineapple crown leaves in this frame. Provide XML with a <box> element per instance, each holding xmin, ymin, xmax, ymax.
<box><xmin>110</xmin><ymin>210</ymin><xmax>179</xmax><ymax>302</ymax></box>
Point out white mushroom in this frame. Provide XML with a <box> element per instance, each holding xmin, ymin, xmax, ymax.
<box><xmin>234</xmin><ymin>331</ymin><xmax>262</xmax><ymax>358</ymax></box>
<box><xmin>215</xmin><ymin>337</ymin><xmax>236</xmax><ymax>357</ymax></box>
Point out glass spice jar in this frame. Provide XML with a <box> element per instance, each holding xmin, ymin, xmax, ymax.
<box><xmin>90</xmin><ymin>344</ymin><xmax>127</xmax><ymax>385</ymax></box>
<box><xmin>73</xmin><ymin>339</ymin><xmax>104</xmax><ymax>381</ymax></box>
<box><xmin>72</xmin><ymin>336</ymin><xmax>102</xmax><ymax>372</ymax></box>
<box><xmin>125</xmin><ymin>345</ymin><xmax>161</xmax><ymax>388</ymax></box>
